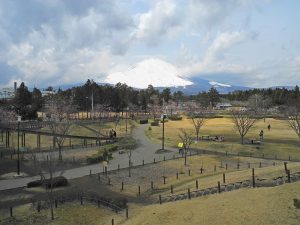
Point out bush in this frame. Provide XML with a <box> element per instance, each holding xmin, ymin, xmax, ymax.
<box><xmin>139</xmin><ymin>119</ymin><xmax>148</xmax><ymax>124</ymax></box>
<box><xmin>148</xmin><ymin>126</ymin><xmax>152</xmax><ymax>131</ymax></box>
<box><xmin>168</xmin><ymin>114</ymin><xmax>182</xmax><ymax>120</ymax></box>
<box><xmin>160</xmin><ymin>119</ymin><xmax>168</xmax><ymax>123</ymax></box>
<box><xmin>294</xmin><ymin>199</ymin><xmax>300</xmax><ymax>209</ymax></box>
<box><xmin>27</xmin><ymin>176</ymin><xmax>68</xmax><ymax>189</ymax></box>
<box><xmin>27</xmin><ymin>180</ymin><xmax>43</xmax><ymax>188</ymax></box>
<box><xmin>151</xmin><ymin>121</ymin><xmax>159</xmax><ymax>126</ymax></box>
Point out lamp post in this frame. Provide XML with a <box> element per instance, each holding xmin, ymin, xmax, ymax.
<box><xmin>162</xmin><ymin>114</ymin><xmax>166</xmax><ymax>150</ymax></box>
<box><xmin>17</xmin><ymin>116</ymin><xmax>21</xmax><ymax>175</ymax></box>
<box><xmin>125</xmin><ymin>107</ymin><xmax>129</xmax><ymax>133</ymax></box>
<box><xmin>85</xmin><ymin>96</ymin><xmax>89</xmax><ymax>119</ymax></box>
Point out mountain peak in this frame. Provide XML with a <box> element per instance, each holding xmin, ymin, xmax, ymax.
<box><xmin>105</xmin><ymin>58</ymin><xmax>193</xmax><ymax>89</ymax></box>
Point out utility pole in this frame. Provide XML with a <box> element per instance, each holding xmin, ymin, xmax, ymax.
<box><xmin>17</xmin><ymin>116</ymin><xmax>21</xmax><ymax>175</ymax></box>
<box><xmin>162</xmin><ymin>115</ymin><xmax>165</xmax><ymax>150</ymax></box>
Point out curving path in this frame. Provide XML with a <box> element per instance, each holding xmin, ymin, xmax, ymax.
<box><xmin>0</xmin><ymin>124</ymin><xmax>180</xmax><ymax>191</ymax></box>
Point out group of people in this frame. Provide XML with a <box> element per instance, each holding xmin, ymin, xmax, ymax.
<box><xmin>109</xmin><ymin>129</ymin><xmax>117</xmax><ymax>138</ymax></box>
<box><xmin>259</xmin><ymin>124</ymin><xmax>271</xmax><ymax>141</ymax></box>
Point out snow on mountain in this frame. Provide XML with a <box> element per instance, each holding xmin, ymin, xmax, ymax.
<box><xmin>209</xmin><ymin>81</ymin><xmax>232</xmax><ymax>87</ymax></box>
<box><xmin>105</xmin><ymin>58</ymin><xmax>193</xmax><ymax>89</ymax></box>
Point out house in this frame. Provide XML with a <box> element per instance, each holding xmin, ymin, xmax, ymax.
<box><xmin>215</xmin><ymin>103</ymin><xmax>232</xmax><ymax>110</ymax></box>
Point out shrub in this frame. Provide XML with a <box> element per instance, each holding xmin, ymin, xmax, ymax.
<box><xmin>27</xmin><ymin>180</ymin><xmax>43</xmax><ymax>188</ymax></box>
<box><xmin>160</xmin><ymin>119</ymin><xmax>168</xmax><ymax>123</ymax></box>
<box><xmin>148</xmin><ymin>126</ymin><xmax>152</xmax><ymax>131</ymax></box>
<box><xmin>294</xmin><ymin>199</ymin><xmax>300</xmax><ymax>209</ymax></box>
<box><xmin>151</xmin><ymin>121</ymin><xmax>159</xmax><ymax>126</ymax></box>
<box><xmin>168</xmin><ymin>115</ymin><xmax>182</xmax><ymax>120</ymax></box>
<box><xmin>139</xmin><ymin>119</ymin><xmax>148</xmax><ymax>124</ymax></box>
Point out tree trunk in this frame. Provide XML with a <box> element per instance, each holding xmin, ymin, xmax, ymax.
<box><xmin>58</xmin><ymin>146</ymin><xmax>62</xmax><ymax>161</ymax></box>
<box><xmin>184</xmin><ymin>151</ymin><xmax>187</xmax><ymax>166</ymax></box>
<box><xmin>241</xmin><ymin>136</ymin><xmax>244</xmax><ymax>145</ymax></box>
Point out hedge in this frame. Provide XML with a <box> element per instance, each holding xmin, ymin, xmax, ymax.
<box><xmin>139</xmin><ymin>119</ymin><xmax>148</xmax><ymax>124</ymax></box>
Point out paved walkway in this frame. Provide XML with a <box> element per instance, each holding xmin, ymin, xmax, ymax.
<box><xmin>0</xmin><ymin>124</ymin><xmax>179</xmax><ymax>191</ymax></box>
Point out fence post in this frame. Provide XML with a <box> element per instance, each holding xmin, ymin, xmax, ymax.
<box><xmin>248</xmin><ymin>162</ymin><xmax>250</xmax><ymax>169</ymax></box>
<box><xmin>288</xmin><ymin>155</ymin><xmax>291</xmax><ymax>161</ymax></box>
<box><xmin>142</xmin><ymin>160</ymin><xmax>144</xmax><ymax>166</ymax></box>
<box><xmin>154</xmin><ymin>158</ymin><xmax>156</xmax><ymax>163</ymax></box>
<box><xmin>90</xmin><ymin>169</ymin><xmax>92</xmax><ymax>176</ymax></box>
<box><xmin>273</xmin><ymin>161</ymin><xmax>276</xmax><ymax>166</ymax></box>
<box><xmin>80</xmin><ymin>196</ymin><xmax>83</xmax><ymax>205</ymax></box>
<box><xmin>98</xmin><ymin>173</ymin><xmax>100</xmax><ymax>182</ymax></box>
<box><xmin>223</xmin><ymin>173</ymin><xmax>226</xmax><ymax>183</ymax></box>
<box><xmin>284</xmin><ymin>162</ymin><xmax>288</xmax><ymax>173</ymax></box>
<box><xmin>121</xmin><ymin>182</ymin><xmax>124</xmax><ymax>190</ymax></box>
<box><xmin>200</xmin><ymin>167</ymin><xmax>203</xmax><ymax>174</ymax></box>
<box><xmin>218</xmin><ymin>181</ymin><xmax>221</xmax><ymax>193</ymax></box>
<box><xmin>126</xmin><ymin>208</ymin><xmax>129</xmax><ymax>218</ymax></box>
<box><xmin>138</xmin><ymin>186</ymin><xmax>141</xmax><ymax>195</ymax></box>
<box><xmin>98</xmin><ymin>200</ymin><xmax>100</xmax><ymax>208</ymax></box>
<box><xmin>171</xmin><ymin>185</ymin><xmax>173</xmax><ymax>194</ymax></box>
<box><xmin>188</xmin><ymin>169</ymin><xmax>191</xmax><ymax>176</ymax></box>
<box><xmin>10</xmin><ymin>207</ymin><xmax>13</xmax><ymax>217</ymax></box>
<box><xmin>196</xmin><ymin>180</ymin><xmax>198</xmax><ymax>189</ymax></box>
<box><xmin>151</xmin><ymin>181</ymin><xmax>154</xmax><ymax>190</ymax></box>
<box><xmin>214</xmin><ymin>165</ymin><xmax>216</xmax><ymax>172</ymax></box>
<box><xmin>163</xmin><ymin>176</ymin><xmax>166</xmax><ymax>184</ymax></box>
<box><xmin>226</xmin><ymin>163</ymin><xmax>228</xmax><ymax>170</ymax></box>
<box><xmin>188</xmin><ymin>188</ymin><xmax>191</xmax><ymax>199</ymax></box>
<box><xmin>164</xmin><ymin>155</ymin><xmax>166</xmax><ymax>161</ymax></box>
<box><xmin>259</xmin><ymin>162</ymin><xmax>262</xmax><ymax>168</ymax></box>
<box><xmin>287</xmin><ymin>170</ymin><xmax>291</xmax><ymax>183</ymax></box>
<box><xmin>118</xmin><ymin>164</ymin><xmax>120</xmax><ymax>170</ymax></box>
<box><xmin>176</xmin><ymin>172</ymin><xmax>179</xmax><ymax>180</ymax></box>
<box><xmin>252</xmin><ymin>168</ymin><xmax>255</xmax><ymax>188</ymax></box>
<box><xmin>37</xmin><ymin>202</ymin><xmax>41</xmax><ymax>212</ymax></box>
<box><xmin>55</xmin><ymin>199</ymin><xmax>58</xmax><ymax>208</ymax></box>
<box><xmin>108</xmin><ymin>178</ymin><xmax>111</xmax><ymax>185</ymax></box>
<box><xmin>112</xmin><ymin>218</ymin><xmax>114</xmax><ymax>225</ymax></box>
<box><xmin>159</xmin><ymin>195</ymin><xmax>162</xmax><ymax>204</ymax></box>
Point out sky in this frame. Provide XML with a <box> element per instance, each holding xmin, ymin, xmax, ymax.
<box><xmin>0</xmin><ymin>0</ymin><xmax>300</xmax><ymax>89</ymax></box>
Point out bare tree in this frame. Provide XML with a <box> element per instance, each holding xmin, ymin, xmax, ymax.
<box><xmin>45</xmin><ymin>97</ymin><xmax>73</xmax><ymax>160</ymax></box>
<box><xmin>39</xmin><ymin>153</ymin><xmax>65</xmax><ymax>220</ymax></box>
<box><xmin>0</xmin><ymin>108</ymin><xmax>16</xmax><ymax>122</ymax></box>
<box><xmin>231</xmin><ymin>110</ymin><xmax>258</xmax><ymax>144</ymax></box>
<box><xmin>178</xmin><ymin>129</ymin><xmax>193</xmax><ymax>165</ymax></box>
<box><xmin>190</xmin><ymin>112</ymin><xmax>208</xmax><ymax>141</ymax></box>
<box><xmin>286</xmin><ymin>107</ymin><xmax>300</xmax><ymax>143</ymax></box>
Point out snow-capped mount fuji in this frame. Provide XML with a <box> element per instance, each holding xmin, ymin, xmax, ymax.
<box><xmin>105</xmin><ymin>58</ymin><xmax>250</xmax><ymax>94</ymax></box>
<box><xmin>105</xmin><ymin>58</ymin><xmax>192</xmax><ymax>89</ymax></box>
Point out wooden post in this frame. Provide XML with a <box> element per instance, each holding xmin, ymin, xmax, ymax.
<box><xmin>218</xmin><ymin>181</ymin><xmax>221</xmax><ymax>193</ymax></box>
<box><xmin>138</xmin><ymin>185</ymin><xmax>141</xmax><ymax>195</ymax></box>
<box><xmin>226</xmin><ymin>163</ymin><xmax>228</xmax><ymax>170</ymax></box>
<box><xmin>188</xmin><ymin>188</ymin><xmax>191</xmax><ymax>199</ymax></box>
<box><xmin>171</xmin><ymin>185</ymin><xmax>173</xmax><ymax>194</ymax></box>
<box><xmin>112</xmin><ymin>218</ymin><xmax>114</xmax><ymax>225</ymax></box>
<box><xmin>288</xmin><ymin>155</ymin><xmax>291</xmax><ymax>161</ymax></box>
<box><xmin>196</xmin><ymin>180</ymin><xmax>199</xmax><ymax>189</ymax></box>
<box><xmin>287</xmin><ymin>170</ymin><xmax>291</xmax><ymax>183</ymax></box>
<box><xmin>80</xmin><ymin>196</ymin><xmax>83</xmax><ymax>205</ymax></box>
<box><xmin>98</xmin><ymin>173</ymin><xmax>100</xmax><ymax>182</ymax></box>
<box><xmin>223</xmin><ymin>173</ymin><xmax>226</xmax><ymax>183</ymax></box>
<box><xmin>214</xmin><ymin>165</ymin><xmax>216</xmax><ymax>172</ymax></box>
<box><xmin>55</xmin><ymin>199</ymin><xmax>58</xmax><ymax>208</ymax></box>
<box><xmin>248</xmin><ymin>162</ymin><xmax>250</xmax><ymax>169</ymax></box>
<box><xmin>259</xmin><ymin>162</ymin><xmax>262</xmax><ymax>168</ymax></box>
<box><xmin>164</xmin><ymin>155</ymin><xmax>166</xmax><ymax>161</ymax></box>
<box><xmin>163</xmin><ymin>176</ymin><xmax>166</xmax><ymax>184</ymax></box>
<box><xmin>126</xmin><ymin>208</ymin><xmax>129</xmax><ymax>218</ymax></box>
<box><xmin>252</xmin><ymin>168</ymin><xmax>255</xmax><ymax>188</ymax></box>
<box><xmin>108</xmin><ymin>178</ymin><xmax>111</xmax><ymax>185</ymax></box>
<box><xmin>284</xmin><ymin>162</ymin><xmax>288</xmax><ymax>173</ymax></box>
<box><xmin>37</xmin><ymin>202</ymin><xmax>41</xmax><ymax>212</ymax></box>
<box><xmin>10</xmin><ymin>207</ymin><xmax>13</xmax><ymax>217</ymax></box>
<box><xmin>121</xmin><ymin>182</ymin><xmax>124</xmax><ymax>190</ymax></box>
<box><xmin>97</xmin><ymin>200</ymin><xmax>100</xmax><ymax>208</ymax></box>
<box><xmin>176</xmin><ymin>172</ymin><xmax>179</xmax><ymax>180</ymax></box>
<box><xmin>105</xmin><ymin>167</ymin><xmax>107</xmax><ymax>177</ymax></box>
<box><xmin>200</xmin><ymin>168</ymin><xmax>203</xmax><ymax>174</ymax></box>
<box><xmin>118</xmin><ymin>164</ymin><xmax>120</xmax><ymax>170</ymax></box>
<box><xmin>237</xmin><ymin>162</ymin><xmax>240</xmax><ymax>169</ymax></box>
<box><xmin>154</xmin><ymin>158</ymin><xmax>156</xmax><ymax>163</ymax></box>
<box><xmin>188</xmin><ymin>169</ymin><xmax>191</xmax><ymax>176</ymax></box>
<box><xmin>142</xmin><ymin>160</ymin><xmax>144</xmax><ymax>166</ymax></box>
<box><xmin>90</xmin><ymin>169</ymin><xmax>92</xmax><ymax>176</ymax></box>
<box><xmin>159</xmin><ymin>195</ymin><xmax>162</xmax><ymax>204</ymax></box>
<box><xmin>151</xmin><ymin>181</ymin><xmax>154</xmax><ymax>190</ymax></box>
<box><xmin>273</xmin><ymin>161</ymin><xmax>276</xmax><ymax>166</ymax></box>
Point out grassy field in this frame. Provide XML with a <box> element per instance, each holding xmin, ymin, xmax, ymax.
<box><xmin>122</xmin><ymin>182</ymin><xmax>300</xmax><ymax>225</ymax></box>
<box><xmin>0</xmin><ymin>119</ymin><xmax>136</xmax><ymax>151</ymax></box>
<box><xmin>1</xmin><ymin>183</ymin><xmax>299</xmax><ymax>225</ymax></box>
<box><xmin>145</xmin><ymin>117</ymin><xmax>300</xmax><ymax>160</ymax></box>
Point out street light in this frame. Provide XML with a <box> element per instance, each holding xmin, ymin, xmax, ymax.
<box><xmin>161</xmin><ymin>114</ymin><xmax>167</xmax><ymax>150</ymax></box>
<box><xmin>17</xmin><ymin>116</ymin><xmax>21</xmax><ymax>175</ymax></box>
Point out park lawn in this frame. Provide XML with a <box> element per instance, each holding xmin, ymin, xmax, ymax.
<box><xmin>145</xmin><ymin>117</ymin><xmax>300</xmax><ymax>160</ymax></box>
<box><xmin>155</xmin><ymin>156</ymin><xmax>300</xmax><ymax>195</ymax></box>
<box><xmin>122</xmin><ymin>182</ymin><xmax>300</xmax><ymax>225</ymax></box>
<box><xmin>2</xmin><ymin>119</ymin><xmax>136</xmax><ymax>151</ymax></box>
<box><xmin>0</xmin><ymin>202</ymin><xmax>124</xmax><ymax>225</ymax></box>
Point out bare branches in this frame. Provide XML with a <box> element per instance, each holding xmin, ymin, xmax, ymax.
<box><xmin>178</xmin><ymin>128</ymin><xmax>193</xmax><ymax>165</ymax></box>
<box><xmin>286</xmin><ymin>107</ymin><xmax>300</xmax><ymax>141</ymax></box>
<box><xmin>190</xmin><ymin>112</ymin><xmax>208</xmax><ymax>141</ymax></box>
<box><xmin>231</xmin><ymin>110</ymin><xmax>258</xmax><ymax>144</ymax></box>
<box><xmin>0</xmin><ymin>108</ymin><xmax>16</xmax><ymax>122</ymax></box>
